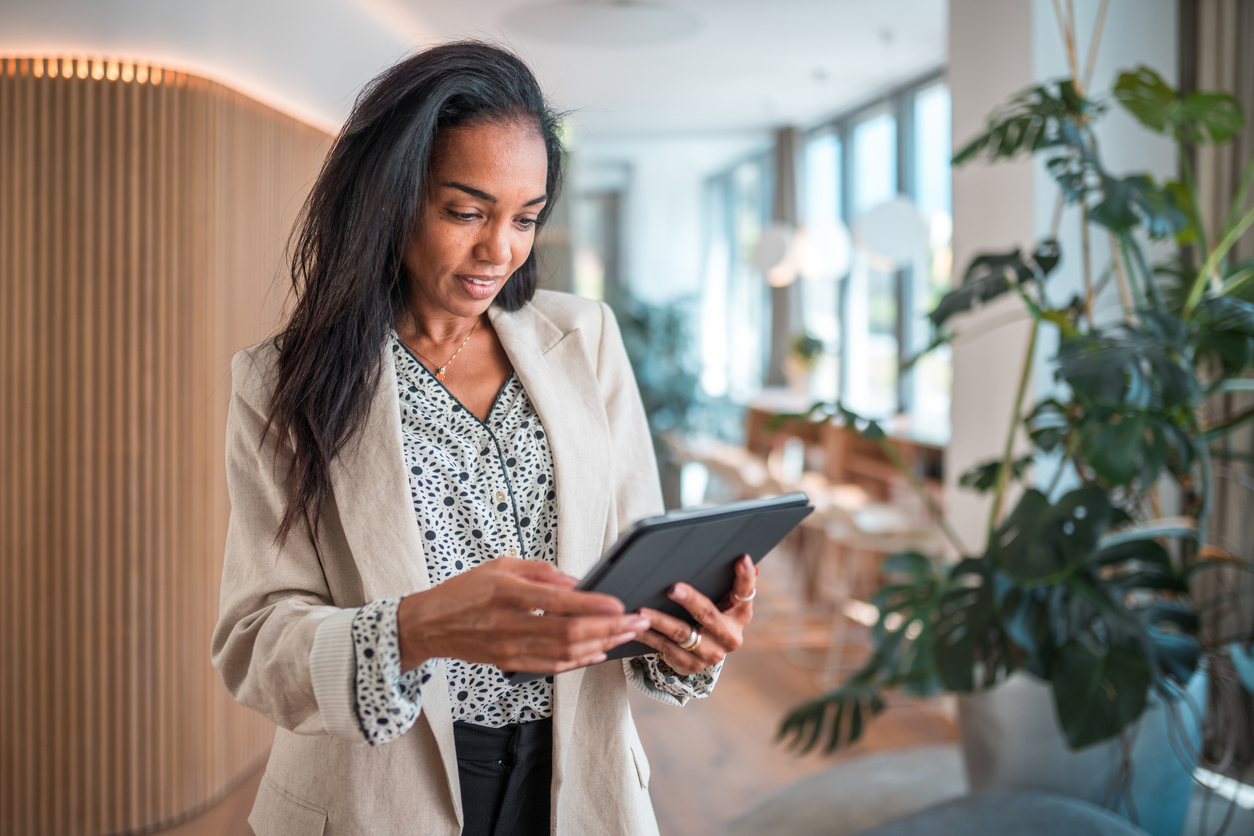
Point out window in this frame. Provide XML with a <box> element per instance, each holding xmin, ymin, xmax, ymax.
<box><xmin>808</xmin><ymin>75</ymin><xmax>952</xmax><ymax>440</ymax></box>
<box><xmin>910</xmin><ymin>82</ymin><xmax>954</xmax><ymax>439</ymax></box>
<box><xmin>847</xmin><ymin>109</ymin><xmax>899</xmax><ymax>420</ymax></box>
<box><xmin>701</xmin><ymin>155</ymin><xmax>772</xmax><ymax>401</ymax></box>
<box><xmin>700</xmin><ymin>74</ymin><xmax>951</xmax><ymax>441</ymax></box>
<box><xmin>801</xmin><ymin>131</ymin><xmax>842</xmax><ymax>402</ymax></box>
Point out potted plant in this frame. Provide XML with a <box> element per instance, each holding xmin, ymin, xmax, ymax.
<box><xmin>784</xmin><ymin>332</ymin><xmax>826</xmax><ymax>397</ymax></box>
<box><xmin>777</xmin><ymin>54</ymin><xmax>1254</xmax><ymax>836</ymax></box>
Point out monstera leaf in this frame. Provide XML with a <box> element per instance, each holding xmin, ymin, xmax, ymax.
<box><xmin>991</xmin><ymin>486</ymin><xmax>1113</xmax><ymax>585</ymax></box>
<box><xmin>1078</xmin><ymin>407</ymin><xmax>1171</xmax><ymax>488</ymax></box>
<box><xmin>1193</xmin><ymin>296</ymin><xmax>1254</xmax><ymax>377</ymax></box>
<box><xmin>1088</xmin><ymin>173</ymin><xmax>1188</xmax><ymax>239</ymax></box>
<box><xmin>1115</xmin><ymin>65</ymin><xmax>1245</xmax><ymax>144</ymax></box>
<box><xmin>1051</xmin><ymin>639</ymin><xmax>1152</xmax><ymax>749</ymax></box>
<box><xmin>933</xmin><ymin>558</ymin><xmax>1020</xmax><ymax>692</ymax></box>
<box><xmin>1089</xmin><ymin>540</ymin><xmax>1200</xmax><ymax>688</ymax></box>
<box><xmin>953</xmin><ymin>80</ymin><xmax>1094</xmax><ymax>166</ymax></box>
<box><xmin>958</xmin><ymin>455</ymin><xmax>1034</xmax><ymax>493</ymax></box>
<box><xmin>1025</xmin><ymin>398</ymin><xmax>1072</xmax><ymax>453</ymax></box>
<box><xmin>1057</xmin><ymin>323</ymin><xmax>1200</xmax><ymax>410</ymax></box>
<box><xmin>931</xmin><ymin>240</ymin><xmax>1061</xmax><ymax>326</ymax></box>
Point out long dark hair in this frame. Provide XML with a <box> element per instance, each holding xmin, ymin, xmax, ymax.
<box><xmin>268</xmin><ymin>41</ymin><xmax>565</xmax><ymax>545</ymax></box>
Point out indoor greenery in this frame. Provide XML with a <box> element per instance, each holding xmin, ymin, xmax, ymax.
<box><xmin>777</xmin><ymin>61</ymin><xmax>1254</xmax><ymax>759</ymax></box>
<box><xmin>791</xmin><ymin>332</ymin><xmax>826</xmax><ymax>370</ymax></box>
<box><xmin>609</xmin><ymin>292</ymin><xmax>741</xmax><ymax>455</ymax></box>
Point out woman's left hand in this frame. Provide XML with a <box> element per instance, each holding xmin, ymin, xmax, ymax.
<box><xmin>633</xmin><ymin>554</ymin><xmax>757</xmax><ymax>675</ymax></box>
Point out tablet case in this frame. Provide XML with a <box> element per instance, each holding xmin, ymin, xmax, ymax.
<box><xmin>507</xmin><ymin>492</ymin><xmax>813</xmax><ymax>684</ymax></box>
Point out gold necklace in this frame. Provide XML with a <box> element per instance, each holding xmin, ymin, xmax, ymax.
<box><xmin>412</xmin><ymin>319</ymin><xmax>478</xmax><ymax>382</ymax></box>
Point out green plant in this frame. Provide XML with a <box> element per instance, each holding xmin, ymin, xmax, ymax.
<box><xmin>790</xmin><ymin>332</ymin><xmax>826</xmax><ymax>370</ymax></box>
<box><xmin>778</xmin><ymin>59</ymin><xmax>1254</xmax><ymax>758</ymax></box>
<box><xmin>609</xmin><ymin>292</ymin><xmax>739</xmax><ymax>453</ymax></box>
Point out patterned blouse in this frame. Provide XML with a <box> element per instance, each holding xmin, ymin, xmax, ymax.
<box><xmin>336</xmin><ymin>331</ymin><xmax>720</xmax><ymax>746</ymax></box>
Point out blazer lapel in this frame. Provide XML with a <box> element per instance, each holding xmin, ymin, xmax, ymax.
<box><xmin>489</xmin><ymin>304</ymin><xmax>613</xmax><ymax>580</ymax></box>
<box><xmin>490</xmin><ymin>303</ymin><xmax>615</xmax><ymax>768</ymax></box>
<box><xmin>328</xmin><ymin>350</ymin><xmax>461</xmax><ymax>826</ymax></box>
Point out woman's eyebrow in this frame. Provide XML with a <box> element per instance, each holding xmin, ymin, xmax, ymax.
<box><xmin>442</xmin><ymin>181</ymin><xmax>547</xmax><ymax>207</ymax></box>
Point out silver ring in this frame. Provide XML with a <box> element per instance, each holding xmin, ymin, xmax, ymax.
<box><xmin>679</xmin><ymin>628</ymin><xmax>701</xmax><ymax>652</ymax></box>
<box><xmin>733</xmin><ymin>588</ymin><xmax>757</xmax><ymax>603</ymax></box>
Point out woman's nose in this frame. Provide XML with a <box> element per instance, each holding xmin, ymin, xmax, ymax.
<box><xmin>473</xmin><ymin>221</ymin><xmax>512</xmax><ymax>266</ymax></box>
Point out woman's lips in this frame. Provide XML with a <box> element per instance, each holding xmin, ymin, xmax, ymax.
<box><xmin>456</xmin><ymin>274</ymin><xmax>501</xmax><ymax>299</ymax></box>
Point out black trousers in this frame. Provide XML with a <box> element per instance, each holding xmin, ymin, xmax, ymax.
<box><xmin>453</xmin><ymin>717</ymin><xmax>553</xmax><ymax>836</ymax></box>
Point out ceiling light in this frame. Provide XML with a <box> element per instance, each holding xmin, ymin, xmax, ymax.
<box><xmin>501</xmin><ymin>0</ymin><xmax>699</xmax><ymax>47</ymax></box>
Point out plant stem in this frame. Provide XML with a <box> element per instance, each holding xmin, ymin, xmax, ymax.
<box><xmin>1054</xmin><ymin>0</ymin><xmax>1080</xmax><ymax>86</ymax></box>
<box><xmin>1196</xmin><ymin>432</ymin><xmax>1213</xmax><ymax>562</ymax></box>
<box><xmin>1124</xmin><ymin>235</ymin><xmax>1165</xmax><ymax>311</ymax></box>
<box><xmin>1185</xmin><ymin>202</ymin><xmax>1254</xmax><ymax>317</ymax></box>
<box><xmin>1050</xmin><ymin>192</ymin><xmax>1066</xmax><ymax>240</ymax></box>
<box><xmin>873</xmin><ymin>436</ymin><xmax>968</xmax><ymax>557</ymax></box>
<box><xmin>1045</xmin><ymin>431</ymin><xmax>1080</xmax><ymax>499</ymax></box>
<box><xmin>990</xmin><ymin>319</ymin><xmax>1040</xmax><ymax>532</ymax></box>
<box><xmin>1223</xmin><ymin>148</ymin><xmax>1254</xmax><ymax>237</ymax></box>
<box><xmin>1178</xmin><ymin>143</ymin><xmax>1210</xmax><ymax>264</ymax></box>
<box><xmin>1107</xmin><ymin>233</ymin><xmax>1139</xmax><ymax>317</ymax></box>
<box><xmin>1081</xmin><ymin>0</ymin><xmax>1110</xmax><ymax>92</ymax></box>
<box><xmin>1081</xmin><ymin>202</ymin><xmax>1096</xmax><ymax>323</ymax></box>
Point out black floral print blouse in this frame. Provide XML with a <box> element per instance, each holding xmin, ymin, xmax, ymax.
<box><xmin>344</xmin><ymin>332</ymin><xmax>719</xmax><ymax>746</ymax></box>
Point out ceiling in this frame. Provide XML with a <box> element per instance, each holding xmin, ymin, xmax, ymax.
<box><xmin>405</xmin><ymin>0</ymin><xmax>947</xmax><ymax>138</ymax></box>
<box><xmin>0</xmin><ymin>0</ymin><xmax>946</xmax><ymax>138</ymax></box>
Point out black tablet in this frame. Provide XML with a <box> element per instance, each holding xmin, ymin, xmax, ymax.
<box><xmin>507</xmin><ymin>492</ymin><xmax>813</xmax><ymax>684</ymax></box>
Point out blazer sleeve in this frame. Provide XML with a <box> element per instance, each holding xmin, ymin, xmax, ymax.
<box><xmin>210</xmin><ymin>347</ymin><xmax>355</xmax><ymax>739</ymax></box>
<box><xmin>595</xmin><ymin>301</ymin><xmax>665</xmax><ymax>530</ymax></box>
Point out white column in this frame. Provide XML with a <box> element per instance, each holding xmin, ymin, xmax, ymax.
<box><xmin>947</xmin><ymin>0</ymin><xmax>1037</xmax><ymax>555</ymax></box>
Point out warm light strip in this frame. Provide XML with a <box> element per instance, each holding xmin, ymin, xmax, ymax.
<box><xmin>1</xmin><ymin>56</ymin><xmax>183</xmax><ymax>85</ymax></box>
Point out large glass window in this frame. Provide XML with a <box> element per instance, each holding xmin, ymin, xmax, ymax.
<box><xmin>847</xmin><ymin>110</ymin><xmax>899</xmax><ymax>420</ymax></box>
<box><xmin>801</xmin><ymin>131</ymin><xmax>842</xmax><ymax>402</ymax></box>
<box><xmin>701</xmin><ymin>155</ymin><xmax>771</xmax><ymax>401</ymax></box>
<box><xmin>700</xmin><ymin>76</ymin><xmax>951</xmax><ymax>441</ymax></box>
<box><xmin>910</xmin><ymin>82</ymin><xmax>954</xmax><ymax>439</ymax></box>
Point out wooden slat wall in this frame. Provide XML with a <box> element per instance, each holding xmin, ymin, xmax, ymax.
<box><xmin>0</xmin><ymin>56</ymin><xmax>330</xmax><ymax>836</ymax></box>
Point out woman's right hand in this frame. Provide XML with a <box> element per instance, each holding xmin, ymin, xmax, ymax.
<box><xmin>396</xmin><ymin>558</ymin><xmax>651</xmax><ymax>675</ymax></box>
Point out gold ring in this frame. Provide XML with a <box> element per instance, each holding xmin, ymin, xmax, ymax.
<box><xmin>679</xmin><ymin>628</ymin><xmax>701</xmax><ymax>652</ymax></box>
<box><xmin>733</xmin><ymin>589</ymin><xmax>757</xmax><ymax>603</ymax></box>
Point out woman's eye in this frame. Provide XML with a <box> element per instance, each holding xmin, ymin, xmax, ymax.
<box><xmin>449</xmin><ymin>210</ymin><xmax>478</xmax><ymax>221</ymax></box>
<box><xmin>517</xmin><ymin>218</ymin><xmax>537</xmax><ymax>229</ymax></box>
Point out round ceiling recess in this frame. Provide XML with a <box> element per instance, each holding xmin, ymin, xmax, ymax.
<box><xmin>501</xmin><ymin>0</ymin><xmax>700</xmax><ymax>47</ymax></box>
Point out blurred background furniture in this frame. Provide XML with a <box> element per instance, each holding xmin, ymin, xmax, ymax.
<box><xmin>669</xmin><ymin>396</ymin><xmax>945</xmax><ymax>686</ymax></box>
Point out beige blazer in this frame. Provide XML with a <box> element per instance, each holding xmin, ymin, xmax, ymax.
<box><xmin>212</xmin><ymin>291</ymin><xmax>666</xmax><ymax>836</ymax></box>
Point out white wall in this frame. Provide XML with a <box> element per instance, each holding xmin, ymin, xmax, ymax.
<box><xmin>572</xmin><ymin>132</ymin><xmax>770</xmax><ymax>305</ymax></box>
<box><xmin>946</xmin><ymin>0</ymin><xmax>1178</xmax><ymax>555</ymax></box>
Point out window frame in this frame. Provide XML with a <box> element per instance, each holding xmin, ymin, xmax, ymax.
<box><xmin>808</xmin><ymin>68</ymin><xmax>947</xmax><ymax>418</ymax></box>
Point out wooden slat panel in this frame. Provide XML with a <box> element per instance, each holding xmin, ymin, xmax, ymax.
<box><xmin>0</xmin><ymin>56</ymin><xmax>330</xmax><ymax>836</ymax></box>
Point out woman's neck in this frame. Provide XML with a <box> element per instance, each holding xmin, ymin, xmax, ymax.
<box><xmin>402</xmin><ymin>307</ymin><xmax>483</xmax><ymax>352</ymax></box>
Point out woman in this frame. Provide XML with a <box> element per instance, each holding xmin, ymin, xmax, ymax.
<box><xmin>211</xmin><ymin>42</ymin><xmax>757</xmax><ymax>836</ymax></box>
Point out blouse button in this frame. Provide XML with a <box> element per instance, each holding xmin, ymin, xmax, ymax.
<box><xmin>507</xmin><ymin>547</ymin><xmax>518</xmax><ymax>557</ymax></box>
<box><xmin>495</xmin><ymin>491</ymin><xmax>505</xmax><ymax>502</ymax></box>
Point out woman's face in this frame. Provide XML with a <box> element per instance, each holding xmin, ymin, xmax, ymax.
<box><xmin>404</xmin><ymin>118</ymin><xmax>549</xmax><ymax>320</ymax></box>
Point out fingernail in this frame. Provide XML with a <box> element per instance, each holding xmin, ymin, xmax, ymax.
<box><xmin>669</xmin><ymin>585</ymin><xmax>688</xmax><ymax>602</ymax></box>
<box><xmin>591</xmin><ymin>653</ymin><xmax>608</xmax><ymax>663</ymax></box>
<box><xmin>613</xmin><ymin>632</ymin><xmax>637</xmax><ymax>644</ymax></box>
<box><xmin>629</xmin><ymin>617</ymin><xmax>651</xmax><ymax>631</ymax></box>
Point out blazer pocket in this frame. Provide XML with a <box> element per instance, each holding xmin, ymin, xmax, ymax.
<box><xmin>249</xmin><ymin>774</ymin><xmax>328</xmax><ymax>836</ymax></box>
<box><xmin>629</xmin><ymin>739</ymin><xmax>651</xmax><ymax>790</ymax></box>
